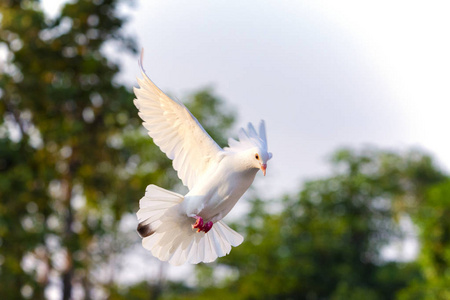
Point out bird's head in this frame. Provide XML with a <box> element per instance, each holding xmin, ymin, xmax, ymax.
<box><xmin>225</xmin><ymin>120</ymin><xmax>273</xmax><ymax>176</ymax></box>
<box><xmin>252</xmin><ymin>147</ymin><xmax>273</xmax><ymax>176</ymax></box>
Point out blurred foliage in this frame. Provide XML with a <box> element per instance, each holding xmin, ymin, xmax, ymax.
<box><xmin>0</xmin><ymin>0</ymin><xmax>234</xmax><ymax>299</ymax></box>
<box><xmin>397</xmin><ymin>180</ymin><xmax>450</xmax><ymax>300</ymax></box>
<box><xmin>2</xmin><ymin>1</ymin><xmax>450</xmax><ymax>300</ymax></box>
<box><xmin>0</xmin><ymin>0</ymin><xmax>141</xmax><ymax>297</ymax></box>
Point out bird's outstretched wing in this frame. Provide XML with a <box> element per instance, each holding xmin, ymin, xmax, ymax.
<box><xmin>133</xmin><ymin>50</ymin><xmax>223</xmax><ymax>190</ymax></box>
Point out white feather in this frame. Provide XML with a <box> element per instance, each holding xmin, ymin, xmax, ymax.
<box><xmin>133</xmin><ymin>52</ymin><xmax>223</xmax><ymax>190</ymax></box>
<box><xmin>224</xmin><ymin>120</ymin><xmax>270</xmax><ymax>153</ymax></box>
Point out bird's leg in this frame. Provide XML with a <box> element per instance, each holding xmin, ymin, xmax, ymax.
<box><xmin>191</xmin><ymin>216</ymin><xmax>213</xmax><ymax>233</ymax></box>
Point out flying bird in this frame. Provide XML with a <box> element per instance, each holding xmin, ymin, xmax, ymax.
<box><xmin>133</xmin><ymin>51</ymin><xmax>272</xmax><ymax>265</ymax></box>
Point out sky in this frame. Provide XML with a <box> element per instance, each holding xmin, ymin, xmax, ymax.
<box><xmin>40</xmin><ymin>0</ymin><xmax>450</xmax><ymax>288</ymax></box>
<box><xmin>42</xmin><ymin>0</ymin><xmax>450</xmax><ymax>198</ymax></box>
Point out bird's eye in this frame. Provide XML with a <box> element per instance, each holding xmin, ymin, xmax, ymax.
<box><xmin>255</xmin><ymin>154</ymin><xmax>259</xmax><ymax>160</ymax></box>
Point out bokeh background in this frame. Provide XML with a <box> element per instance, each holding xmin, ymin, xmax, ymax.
<box><xmin>1</xmin><ymin>0</ymin><xmax>450</xmax><ymax>299</ymax></box>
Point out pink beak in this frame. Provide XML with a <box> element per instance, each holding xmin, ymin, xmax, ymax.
<box><xmin>260</xmin><ymin>163</ymin><xmax>267</xmax><ymax>176</ymax></box>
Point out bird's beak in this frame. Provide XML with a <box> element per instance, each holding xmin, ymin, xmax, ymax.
<box><xmin>260</xmin><ymin>163</ymin><xmax>267</xmax><ymax>176</ymax></box>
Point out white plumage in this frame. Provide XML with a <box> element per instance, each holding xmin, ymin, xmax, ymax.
<box><xmin>133</xmin><ymin>50</ymin><xmax>272</xmax><ymax>265</ymax></box>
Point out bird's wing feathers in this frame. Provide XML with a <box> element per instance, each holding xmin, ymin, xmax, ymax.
<box><xmin>133</xmin><ymin>52</ymin><xmax>223</xmax><ymax>190</ymax></box>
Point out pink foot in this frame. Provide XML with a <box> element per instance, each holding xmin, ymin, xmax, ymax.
<box><xmin>192</xmin><ymin>216</ymin><xmax>204</xmax><ymax>232</ymax></box>
<box><xmin>191</xmin><ymin>216</ymin><xmax>213</xmax><ymax>233</ymax></box>
<box><xmin>203</xmin><ymin>221</ymin><xmax>213</xmax><ymax>233</ymax></box>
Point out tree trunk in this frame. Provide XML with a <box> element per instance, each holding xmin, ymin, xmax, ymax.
<box><xmin>62</xmin><ymin>177</ymin><xmax>74</xmax><ymax>300</ymax></box>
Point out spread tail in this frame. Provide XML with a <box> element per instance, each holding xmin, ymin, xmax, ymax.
<box><xmin>136</xmin><ymin>185</ymin><xmax>244</xmax><ymax>265</ymax></box>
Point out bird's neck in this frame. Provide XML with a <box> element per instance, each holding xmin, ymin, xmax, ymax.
<box><xmin>227</xmin><ymin>151</ymin><xmax>258</xmax><ymax>173</ymax></box>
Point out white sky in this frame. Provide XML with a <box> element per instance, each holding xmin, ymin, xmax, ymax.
<box><xmin>40</xmin><ymin>0</ymin><xmax>450</xmax><ymax>287</ymax></box>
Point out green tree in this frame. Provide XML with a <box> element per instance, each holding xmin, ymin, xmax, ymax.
<box><xmin>1</xmin><ymin>0</ymin><xmax>138</xmax><ymax>298</ymax></box>
<box><xmin>0</xmin><ymin>1</ymin><xmax>236</xmax><ymax>299</ymax></box>
<box><xmin>397</xmin><ymin>180</ymin><xmax>450</xmax><ymax>300</ymax></box>
<box><xmin>0</xmin><ymin>137</ymin><xmax>51</xmax><ymax>299</ymax></box>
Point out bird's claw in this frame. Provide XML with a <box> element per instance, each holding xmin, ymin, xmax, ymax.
<box><xmin>192</xmin><ymin>216</ymin><xmax>213</xmax><ymax>233</ymax></box>
<box><xmin>192</xmin><ymin>216</ymin><xmax>204</xmax><ymax>230</ymax></box>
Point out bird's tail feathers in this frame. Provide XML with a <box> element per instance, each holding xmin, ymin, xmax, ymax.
<box><xmin>136</xmin><ymin>184</ymin><xmax>184</xmax><ymax>238</ymax></box>
<box><xmin>136</xmin><ymin>185</ymin><xmax>243</xmax><ymax>265</ymax></box>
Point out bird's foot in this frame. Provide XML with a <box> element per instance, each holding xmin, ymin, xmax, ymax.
<box><xmin>203</xmin><ymin>221</ymin><xmax>213</xmax><ymax>233</ymax></box>
<box><xmin>192</xmin><ymin>216</ymin><xmax>204</xmax><ymax>231</ymax></box>
<box><xmin>192</xmin><ymin>216</ymin><xmax>213</xmax><ymax>233</ymax></box>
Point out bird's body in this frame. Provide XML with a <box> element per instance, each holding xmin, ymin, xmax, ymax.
<box><xmin>181</xmin><ymin>151</ymin><xmax>259</xmax><ymax>223</ymax></box>
<box><xmin>133</xmin><ymin>50</ymin><xmax>272</xmax><ymax>265</ymax></box>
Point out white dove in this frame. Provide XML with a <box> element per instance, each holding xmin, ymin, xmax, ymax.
<box><xmin>133</xmin><ymin>51</ymin><xmax>272</xmax><ymax>265</ymax></box>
